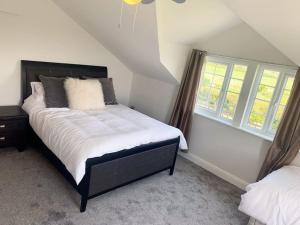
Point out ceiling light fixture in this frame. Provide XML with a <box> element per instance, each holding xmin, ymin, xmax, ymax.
<box><xmin>123</xmin><ymin>0</ymin><xmax>142</xmax><ymax>5</ymax></box>
<box><xmin>119</xmin><ymin>0</ymin><xmax>186</xmax><ymax>31</ymax></box>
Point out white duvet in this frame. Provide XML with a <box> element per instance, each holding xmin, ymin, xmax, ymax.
<box><xmin>25</xmin><ymin>104</ymin><xmax>187</xmax><ymax>184</ymax></box>
<box><xmin>239</xmin><ymin>166</ymin><xmax>300</xmax><ymax>225</ymax></box>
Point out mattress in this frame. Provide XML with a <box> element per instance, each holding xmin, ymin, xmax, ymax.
<box><xmin>26</xmin><ymin>104</ymin><xmax>187</xmax><ymax>184</ymax></box>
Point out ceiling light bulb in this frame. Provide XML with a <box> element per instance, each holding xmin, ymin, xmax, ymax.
<box><xmin>123</xmin><ymin>0</ymin><xmax>142</xmax><ymax>5</ymax></box>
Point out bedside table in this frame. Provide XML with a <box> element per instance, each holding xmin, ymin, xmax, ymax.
<box><xmin>0</xmin><ymin>106</ymin><xmax>28</xmax><ymax>151</ymax></box>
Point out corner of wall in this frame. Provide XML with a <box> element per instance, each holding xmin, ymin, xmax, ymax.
<box><xmin>129</xmin><ymin>73</ymin><xmax>179</xmax><ymax>123</ymax></box>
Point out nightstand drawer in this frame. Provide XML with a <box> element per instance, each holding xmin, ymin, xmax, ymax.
<box><xmin>0</xmin><ymin>106</ymin><xmax>28</xmax><ymax>151</ymax></box>
<box><xmin>0</xmin><ymin>119</ymin><xmax>27</xmax><ymax>131</ymax></box>
<box><xmin>0</xmin><ymin>134</ymin><xmax>22</xmax><ymax>147</ymax></box>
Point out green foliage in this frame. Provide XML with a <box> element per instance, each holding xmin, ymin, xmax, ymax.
<box><xmin>198</xmin><ymin>63</ymin><xmax>248</xmax><ymax>119</ymax></box>
<box><xmin>248</xmin><ymin>72</ymin><xmax>294</xmax><ymax>130</ymax></box>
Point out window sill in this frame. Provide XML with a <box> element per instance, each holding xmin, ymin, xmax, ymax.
<box><xmin>194</xmin><ymin>110</ymin><xmax>273</xmax><ymax>142</ymax></box>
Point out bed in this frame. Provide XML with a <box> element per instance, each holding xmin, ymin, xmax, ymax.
<box><xmin>21</xmin><ymin>60</ymin><xmax>187</xmax><ymax>212</ymax></box>
<box><xmin>240</xmin><ymin>165</ymin><xmax>300</xmax><ymax>225</ymax></box>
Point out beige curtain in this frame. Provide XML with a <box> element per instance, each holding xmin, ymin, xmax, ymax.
<box><xmin>169</xmin><ymin>49</ymin><xmax>206</xmax><ymax>144</ymax></box>
<box><xmin>257</xmin><ymin>68</ymin><xmax>300</xmax><ymax>180</ymax></box>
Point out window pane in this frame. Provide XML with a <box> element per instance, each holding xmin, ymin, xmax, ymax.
<box><xmin>215</xmin><ymin>64</ymin><xmax>227</xmax><ymax>76</ymax></box>
<box><xmin>197</xmin><ymin>61</ymin><xmax>228</xmax><ymax>111</ymax></box>
<box><xmin>205</xmin><ymin>62</ymin><xmax>217</xmax><ymax>73</ymax></box>
<box><xmin>202</xmin><ymin>73</ymin><xmax>213</xmax><ymax>87</ymax></box>
<box><xmin>228</xmin><ymin>79</ymin><xmax>243</xmax><ymax>93</ymax></box>
<box><xmin>247</xmin><ymin>69</ymin><xmax>280</xmax><ymax>130</ymax></box>
<box><xmin>256</xmin><ymin>85</ymin><xmax>275</xmax><ymax>101</ymax></box>
<box><xmin>280</xmin><ymin>90</ymin><xmax>291</xmax><ymax>105</ymax></box>
<box><xmin>208</xmin><ymin>88</ymin><xmax>222</xmax><ymax>110</ymax></box>
<box><xmin>221</xmin><ymin>64</ymin><xmax>247</xmax><ymax>120</ymax></box>
<box><xmin>232</xmin><ymin>65</ymin><xmax>247</xmax><ymax>80</ymax></box>
<box><xmin>197</xmin><ymin>86</ymin><xmax>209</xmax><ymax>107</ymax></box>
<box><xmin>260</xmin><ymin>70</ymin><xmax>279</xmax><ymax>87</ymax></box>
<box><xmin>212</xmin><ymin>75</ymin><xmax>224</xmax><ymax>89</ymax></box>
<box><xmin>251</xmin><ymin>99</ymin><xmax>269</xmax><ymax>115</ymax></box>
<box><xmin>271</xmin><ymin>77</ymin><xmax>295</xmax><ymax>131</ymax></box>
<box><xmin>285</xmin><ymin>77</ymin><xmax>294</xmax><ymax>90</ymax></box>
<box><xmin>248</xmin><ymin>100</ymin><xmax>269</xmax><ymax>130</ymax></box>
<box><xmin>222</xmin><ymin>92</ymin><xmax>239</xmax><ymax>120</ymax></box>
<box><xmin>249</xmin><ymin>113</ymin><xmax>265</xmax><ymax>129</ymax></box>
<box><xmin>272</xmin><ymin>105</ymin><xmax>285</xmax><ymax>130</ymax></box>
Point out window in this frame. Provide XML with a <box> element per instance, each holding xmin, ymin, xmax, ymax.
<box><xmin>197</xmin><ymin>61</ymin><xmax>228</xmax><ymax>111</ymax></box>
<box><xmin>221</xmin><ymin>64</ymin><xmax>247</xmax><ymax>120</ymax></box>
<box><xmin>243</xmin><ymin>66</ymin><xmax>295</xmax><ymax>137</ymax></box>
<box><xmin>196</xmin><ymin>57</ymin><xmax>248</xmax><ymax>122</ymax></box>
<box><xmin>246</xmin><ymin>69</ymin><xmax>280</xmax><ymax>130</ymax></box>
<box><xmin>195</xmin><ymin>55</ymin><xmax>297</xmax><ymax>140</ymax></box>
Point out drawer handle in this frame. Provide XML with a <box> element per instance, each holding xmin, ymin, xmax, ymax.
<box><xmin>0</xmin><ymin>137</ymin><xmax>5</xmax><ymax>141</ymax></box>
<box><xmin>0</xmin><ymin>125</ymin><xmax>5</xmax><ymax>128</ymax></box>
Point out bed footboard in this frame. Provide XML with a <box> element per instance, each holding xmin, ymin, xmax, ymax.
<box><xmin>30</xmin><ymin>127</ymin><xmax>180</xmax><ymax>212</ymax></box>
<box><xmin>78</xmin><ymin>137</ymin><xmax>180</xmax><ymax>212</ymax></box>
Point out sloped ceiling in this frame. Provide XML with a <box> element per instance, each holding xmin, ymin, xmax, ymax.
<box><xmin>221</xmin><ymin>0</ymin><xmax>300</xmax><ymax>66</ymax></box>
<box><xmin>195</xmin><ymin>23</ymin><xmax>295</xmax><ymax>66</ymax></box>
<box><xmin>157</xmin><ymin>0</ymin><xmax>241</xmax><ymax>45</ymax></box>
<box><xmin>52</xmin><ymin>0</ymin><xmax>176</xmax><ymax>83</ymax></box>
<box><xmin>156</xmin><ymin>0</ymin><xmax>241</xmax><ymax>81</ymax></box>
<box><xmin>52</xmin><ymin>0</ymin><xmax>244</xmax><ymax>83</ymax></box>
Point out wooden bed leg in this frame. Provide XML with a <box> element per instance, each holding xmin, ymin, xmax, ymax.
<box><xmin>80</xmin><ymin>163</ymin><xmax>91</xmax><ymax>213</ymax></box>
<box><xmin>169</xmin><ymin>167</ymin><xmax>175</xmax><ymax>176</ymax></box>
<box><xmin>80</xmin><ymin>195</ymin><xmax>88</xmax><ymax>213</ymax></box>
<box><xmin>169</xmin><ymin>137</ymin><xmax>180</xmax><ymax>176</ymax></box>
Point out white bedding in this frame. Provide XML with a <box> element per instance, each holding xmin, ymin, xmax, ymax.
<box><xmin>239</xmin><ymin>166</ymin><xmax>300</xmax><ymax>225</ymax></box>
<box><xmin>25</xmin><ymin>104</ymin><xmax>187</xmax><ymax>184</ymax></box>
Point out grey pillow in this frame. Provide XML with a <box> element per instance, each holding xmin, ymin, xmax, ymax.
<box><xmin>81</xmin><ymin>77</ymin><xmax>118</xmax><ymax>105</ymax></box>
<box><xmin>39</xmin><ymin>75</ymin><xmax>68</xmax><ymax>108</ymax></box>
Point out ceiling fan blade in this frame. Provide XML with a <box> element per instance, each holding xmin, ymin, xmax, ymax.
<box><xmin>141</xmin><ymin>0</ymin><xmax>155</xmax><ymax>4</ymax></box>
<box><xmin>172</xmin><ymin>0</ymin><xmax>186</xmax><ymax>3</ymax></box>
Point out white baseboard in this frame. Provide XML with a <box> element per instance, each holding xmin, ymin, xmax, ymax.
<box><xmin>179</xmin><ymin>151</ymin><xmax>249</xmax><ymax>190</ymax></box>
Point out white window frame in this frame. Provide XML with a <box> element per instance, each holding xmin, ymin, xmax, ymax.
<box><xmin>242</xmin><ymin>65</ymin><xmax>296</xmax><ymax>138</ymax></box>
<box><xmin>195</xmin><ymin>54</ymin><xmax>297</xmax><ymax>141</ymax></box>
<box><xmin>195</xmin><ymin>56</ymin><xmax>250</xmax><ymax>125</ymax></box>
<box><xmin>268</xmin><ymin>73</ymin><xmax>295</xmax><ymax>134</ymax></box>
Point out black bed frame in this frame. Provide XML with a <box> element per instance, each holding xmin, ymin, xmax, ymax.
<box><xmin>21</xmin><ymin>60</ymin><xmax>180</xmax><ymax>212</ymax></box>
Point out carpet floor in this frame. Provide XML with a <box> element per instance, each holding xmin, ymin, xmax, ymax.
<box><xmin>0</xmin><ymin>148</ymin><xmax>249</xmax><ymax>225</ymax></box>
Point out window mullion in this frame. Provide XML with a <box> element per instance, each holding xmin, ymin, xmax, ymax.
<box><xmin>216</xmin><ymin>63</ymin><xmax>232</xmax><ymax>118</ymax></box>
<box><xmin>241</xmin><ymin>64</ymin><xmax>263</xmax><ymax>128</ymax></box>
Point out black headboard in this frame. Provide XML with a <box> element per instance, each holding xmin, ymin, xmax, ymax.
<box><xmin>21</xmin><ymin>60</ymin><xmax>108</xmax><ymax>101</ymax></box>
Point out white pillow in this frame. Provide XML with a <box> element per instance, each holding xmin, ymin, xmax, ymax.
<box><xmin>31</xmin><ymin>82</ymin><xmax>45</xmax><ymax>96</ymax></box>
<box><xmin>22</xmin><ymin>94</ymin><xmax>46</xmax><ymax>114</ymax></box>
<box><xmin>23</xmin><ymin>82</ymin><xmax>46</xmax><ymax>114</ymax></box>
<box><xmin>64</xmin><ymin>78</ymin><xmax>105</xmax><ymax>110</ymax></box>
<box><xmin>239</xmin><ymin>166</ymin><xmax>300</xmax><ymax>225</ymax></box>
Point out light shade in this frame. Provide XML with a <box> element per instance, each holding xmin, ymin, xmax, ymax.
<box><xmin>123</xmin><ymin>0</ymin><xmax>142</xmax><ymax>5</ymax></box>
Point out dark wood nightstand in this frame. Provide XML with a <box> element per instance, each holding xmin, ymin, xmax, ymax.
<box><xmin>0</xmin><ymin>106</ymin><xmax>28</xmax><ymax>151</ymax></box>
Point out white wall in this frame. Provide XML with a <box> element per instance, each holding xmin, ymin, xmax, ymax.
<box><xmin>221</xmin><ymin>0</ymin><xmax>300</xmax><ymax>66</ymax></box>
<box><xmin>187</xmin><ymin>115</ymin><xmax>271</xmax><ymax>187</ymax></box>
<box><xmin>0</xmin><ymin>0</ymin><xmax>133</xmax><ymax>106</ymax></box>
<box><xmin>130</xmin><ymin>73</ymin><xmax>178</xmax><ymax>123</ymax></box>
<box><xmin>130</xmin><ymin>22</ymin><xmax>297</xmax><ymax>188</ymax></box>
<box><xmin>195</xmin><ymin>23</ymin><xmax>295</xmax><ymax>66</ymax></box>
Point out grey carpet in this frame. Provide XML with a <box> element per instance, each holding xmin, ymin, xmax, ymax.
<box><xmin>0</xmin><ymin>148</ymin><xmax>249</xmax><ymax>225</ymax></box>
